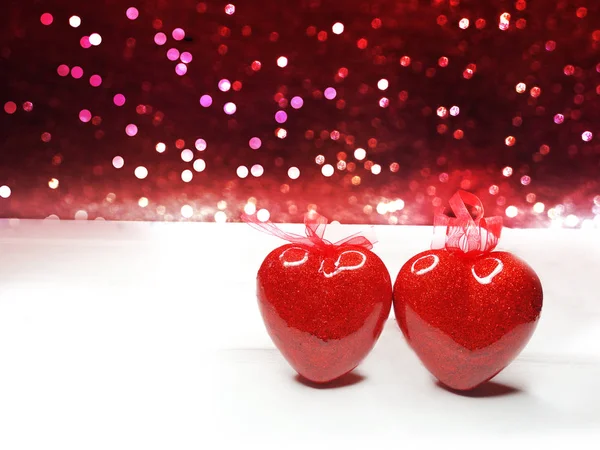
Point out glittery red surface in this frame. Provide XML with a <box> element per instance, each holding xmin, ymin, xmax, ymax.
<box><xmin>257</xmin><ymin>243</ymin><xmax>392</xmax><ymax>383</ymax></box>
<box><xmin>393</xmin><ymin>249</ymin><xmax>543</xmax><ymax>391</ymax></box>
<box><xmin>1</xmin><ymin>1</ymin><xmax>600</xmax><ymax>227</ymax></box>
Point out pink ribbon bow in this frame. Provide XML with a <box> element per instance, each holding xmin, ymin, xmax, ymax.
<box><xmin>432</xmin><ymin>190</ymin><xmax>503</xmax><ymax>254</ymax></box>
<box><xmin>241</xmin><ymin>212</ymin><xmax>377</xmax><ymax>255</ymax></box>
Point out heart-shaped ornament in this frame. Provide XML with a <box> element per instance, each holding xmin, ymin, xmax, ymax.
<box><xmin>393</xmin><ymin>191</ymin><xmax>543</xmax><ymax>391</ymax></box>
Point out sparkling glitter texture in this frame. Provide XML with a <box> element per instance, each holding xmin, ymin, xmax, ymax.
<box><xmin>0</xmin><ymin>1</ymin><xmax>599</xmax><ymax>225</ymax></box>
<box><xmin>248</xmin><ymin>214</ymin><xmax>392</xmax><ymax>383</ymax></box>
<box><xmin>393</xmin><ymin>192</ymin><xmax>543</xmax><ymax>391</ymax></box>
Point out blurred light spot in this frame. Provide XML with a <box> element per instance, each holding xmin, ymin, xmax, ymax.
<box><xmin>354</xmin><ymin>148</ymin><xmax>366</xmax><ymax>160</ymax></box>
<box><xmin>249</xmin><ymin>137</ymin><xmax>262</xmax><ymax>149</ymax></box>
<box><xmin>225</xmin><ymin>4</ymin><xmax>236</xmax><ymax>15</ymax></box>
<box><xmin>48</xmin><ymin>178</ymin><xmax>59</xmax><ymax>189</ymax></box>
<box><xmin>565</xmin><ymin>214</ymin><xmax>579</xmax><ymax>227</ymax></box>
<box><xmin>324</xmin><ymin>87</ymin><xmax>337</xmax><ymax>100</ymax></box>
<box><xmin>533</xmin><ymin>202</ymin><xmax>545</xmax><ymax>214</ymax></box>
<box><xmin>214</xmin><ymin>211</ymin><xmax>227</xmax><ymax>223</ymax></box>
<box><xmin>332</xmin><ymin>22</ymin><xmax>344</xmax><ymax>34</ymax></box>
<box><xmin>89</xmin><ymin>75</ymin><xmax>102</xmax><ymax>87</ymax></box>
<box><xmin>89</xmin><ymin>33</ymin><xmax>102</xmax><ymax>46</ymax></box>
<box><xmin>175</xmin><ymin>63</ymin><xmax>187</xmax><ymax>76</ymax></box>
<box><xmin>219</xmin><ymin>79</ymin><xmax>231</xmax><ymax>92</ymax></box>
<box><xmin>244</xmin><ymin>203</ymin><xmax>256</xmax><ymax>215</ymax></box>
<box><xmin>582</xmin><ymin>131</ymin><xmax>593</xmax><ymax>142</ymax></box>
<box><xmin>134</xmin><ymin>166</ymin><xmax>148</xmax><ymax>179</ymax></box>
<box><xmin>288</xmin><ymin>167</ymin><xmax>300</xmax><ymax>179</ymax></box>
<box><xmin>181</xmin><ymin>205</ymin><xmax>193</xmax><ymax>218</ymax></box>
<box><xmin>322</xmin><ymin>164</ymin><xmax>334</xmax><ymax>177</ymax></box>
<box><xmin>79</xmin><ymin>109</ymin><xmax>92</xmax><ymax>123</ymax></box>
<box><xmin>251</xmin><ymin>164</ymin><xmax>264</xmax><ymax>177</ymax></box>
<box><xmin>154</xmin><ymin>32</ymin><xmax>167</xmax><ymax>45</ymax></box>
<box><xmin>156</xmin><ymin>142</ymin><xmax>166</xmax><ymax>153</ymax></box>
<box><xmin>379</xmin><ymin>97</ymin><xmax>389</xmax><ymax>108</ymax></box>
<box><xmin>450</xmin><ymin>106</ymin><xmax>460</xmax><ymax>116</ymax></box>
<box><xmin>167</xmin><ymin>48</ymin><xmax>180</xmax><ymax>61</ymax></box>
<box><xmin>113</xmin><ymin>94</ymin><xmax>126</xmax><ymax>106</ymax></box>
<box><xmin>275</xmin><ymin>128</ymin><xmax>287</xmax><ymax>139</ymax></box>
<box><xmin>516</xmin><ymin>82</ymin><xmax>526</xmax><ymax>93</ymax></box>
<box><xmin>80</xmin><ymin>36</ymin><xmax>92</xmax><ymax>49</ymax></box>
<box><xmin>181</xmin><ymin>169</ymin><xmax>193</xmax><ymax>182</ymax></box>
<box><xmin>371</xmin><ymin>164</ymin><xmax>382</xmax><ymax>175</ymax></box>
<box><xmin>172</xmin><ymin>28</ymin><xmax>185</xmax><ymax>41</ymax></box>
<box><xmin>193</xmin><ymin>159</ymin><xmax>206</xmax><ymax>172</ymax></box>
<box><xmin>74</xmin><ymin>210</ymin><xmax>88</xmax><ymax>220</ymax></box>
<box><xmin>277</xmin><ymin>56</ymin><xmax>288</xmax><ymax>68</ymax></box>
<box><xmin>181</xmin><ymin>149</ymin><xmax>194</xmax><ymax>162</ymax></box>
<box><xmin>437</xmin><ymin>106</ymin><xmax>448</xmax><ymax>118</ymax></box>
<box><xmin>459</xmin><ymin>18</ymin><xmax>470</xmax><ymax>29</ymax></box>
<box><xmin>71</xmin><ymin>66</ymin><xmax>84</xmax><ymax>79</ymax></box>
<box><xmin>125</xmin><ymin>124</ymin><xmax>138</xmax><ymax>136</ymax></box>
<box><xmin>224</xmin><ymin>102</ymin><xmax>237</xmax><ymax>114</ymax></box>
<box><xmin>138</xmin><ymin>197</ymin><xmax>149</xmax><ymax>207</ymax></box>
<box><xmin>69</xmin><ymin>16</ymin><xmax>81</xmax><ymax>27</ymax></box>
<box><xmin>0</xmin><ymin>185</ymin><xmax>11</xmax><ymax>198</ymax></box>
<box><xmin>4</xmin><ymin>101</ymin><xmax>17</xmax><ymax>114</ymax></box>
<box><xmin>40</xmin><ymin>13</ymin><xmax>53</xmax><ymax>26</ymax></box>
<box><xmin>180</xmin><ymin>52</ymin><xmax>193</xmax><ymax>63</ymax></box>
<box><xmin>275</xmin><ymin>110</ymin><xmax>288</xmax><ymax>123</ymax></box>
<box><xmin>505</xmin><ymin>206</ymin><xmax>518</xmax><ymax>218</ymax></box>
<box><xmin>505</xmin><ymin>136</ymin><xmax>516</xmax><ymax>146</ymax></box>
<box><xmin>502</xmin><ymin>166</ymin><xmax>513</xmax><ymax>177</ymax></box>
<box><xmin>126</xmin><ymin>7</ymin><xmax>139</xmax><ymax>20</ymax></box>
<box><xmin>257</xmin><ymin>209</ymin><xmax>270</xmax><ymax>222</ymax></box>
<box><xmin>521</xmin><ymin>175</ymin><xmax>531</xmax><ymax>186</ymax></box>
<box><xmin>195</xmin><ymin>139</ymin><xmax>207</xmax><ymax>151</ymax></box>
<box><xmin>237</xmin><ymin>166</ymin><xmax>249</xmax><ymax>178</ymax></box>
<box><xmin>554</xmin><ymin>114</ymin><xmax>564</xmax><ymax>124</ymax></box>
<box><xmin>200</xmin><ymin>95</ymin><xmax>213</xmax><ymax>107</ymax></box>
<box><xmin>377</xmin><ymin>79</ymin><xmax>389</xmax><ymax>90</ymax></box>
<box><xmin>291</xmin><ymin>96</ymin><xmax>304</xmax><ymax>109</ymax></box>
<box><xmin>112</xmin><ymin>156</ymin><xmax>124</xmax><ymax>169</ymax></box>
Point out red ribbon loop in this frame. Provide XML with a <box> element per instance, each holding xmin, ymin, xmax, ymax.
<box><xmin>432</xmin><ymin>191</ymin><xmax>502</xmax><ymax>254</ymax></box>
<box><xmin>241</xmin><ymin>212</ymin><xmax>377</xmax><ymax>253</ymax></box>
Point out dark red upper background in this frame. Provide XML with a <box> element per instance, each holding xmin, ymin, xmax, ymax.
<box><xmin>0</xmin><ymin>0</ymin><xmax>599</xmax><ymax>227</ymax></box>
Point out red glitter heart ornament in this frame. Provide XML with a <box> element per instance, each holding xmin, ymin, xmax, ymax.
<box><xmin>244</xmin><ymin>213</ymin><xmax>392</xmax><ymax>383</ymax></box>
<box><xmin>393</xmin><ymin>191</ymin><xmax>543</xmax><ymax>391</ymax></box>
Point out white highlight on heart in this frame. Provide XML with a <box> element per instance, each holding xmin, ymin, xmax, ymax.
<box><xmin>319</xmin><ymin>250</ymin><xmax>366</xmax><ymax>278</ymax></box>
<box><xmin>471</xmin><ymin>258</ymin><xmax>504</xmax><ymax>285</ymax></box>
<box><xmin>411</xmin><ymin>254</ymin><xmax>440</xmax><ymax>276</ymax></box>
<box><xmin>279</xmin><ymin>247</ymin><xmax>309</xmax><ymax>267</ymax></box>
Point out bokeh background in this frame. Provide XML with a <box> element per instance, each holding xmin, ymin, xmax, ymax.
<box><xmin>1</xmin><ymin>0</ymin><xmax>599</xmax><ymax>226</ymax></box>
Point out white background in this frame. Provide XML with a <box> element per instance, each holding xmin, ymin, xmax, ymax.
<box><xmin>0</xmin><ymin>219</ymin><xmax>599</xmax><ymax>449</ymax></box>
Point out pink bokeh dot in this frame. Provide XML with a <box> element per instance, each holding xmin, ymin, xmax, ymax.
<box><xmin>80</xmin><ymin>36</ymin><xmax>92</xmax><ymax>49</ymax></box>
<box><xmin>113</xmin><ymin>94</ymin><xmax>126</xmax><ymax>107</ymax></box>
<box><xmin>126</xmin><ymin>124</ymin><xmax>138</xmax><ymax>136</ymax></box>
<box><xmin>324</xmin><ymin>87</ymin><xmax>337</xmax><ymax>100</ymax></box>
<box><xmin>40</xmin><ymin>13</ymin><xmax>54</xmax><ymax>26</ymax></box>
<box><xmin>154</xmin><ymin>32</ymin><xmax>167</xmax><ymax>46</ymax></box>
<box><xmin>175</xmin><ymin>63</ymin><xmax>188</xmax><ymax>76</ymax></box>
<box><xmin>57</xmin><ymin>64</ymin><xmax>70</xmax><ymax>77</ymax></box>
<box><xmin>126</xmin><ymin>7</ymin><xmax>139</xmax><ymax>20</ymax></box>
<box><xmin>172</xmin><ymin>28</ymin><xmax>185</xmax><ymax>41</ymax></box>
<box><xmin>79</xmin><ymin>109</ymin><xmax>92</xmax><ymax>123</ymax></box>
<box><xmin>71</xmin><ymin>66</ymin><xmax>84</xmax><ymax>79</ymax></box>
<box><xmin>89</xmin><ymin>75</ymin><xmax>102</xmax><ymax>87</ymax></box>
<box><xmin>249</xmin><ymin>137</ymin><xmax>262</xmax><ymax>150</ymax></box>
<box><xmin>200</xmin><ymin>95</ymin><xmax>213</xmax><ymax>107</ymax></box>
<box><xmin>167</xmin><ymin>48</ymin><xmax>180</xmax><ymax>61</ymax></box>
<box><xmin>291</xmin><ymin>96</ymin><xmax>304</xmax><ymax>109</ymax></box>
<box><xmin>180</xmin><ymin>52</ymin><xmax>193</xmax><ymax>63</ymax></box>
<box><xmin>275</xmin><ymin>111</ymin><xmax>288</xmax><ymax>123</ymax></box>
<box><xmin>224</xmin><ymin>102</ymin><xmax>237</xmax><ymax>115</ymax></box>
<box><xmin>4</xmin><ymin>102</ymin><xmax>17</xmax><ymax>114</ymax></box>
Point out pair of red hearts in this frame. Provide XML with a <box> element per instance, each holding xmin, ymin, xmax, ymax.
<box><xmin>246</xmin><ymin>192</ymin><xmax>543</xmax><ymax>391</ymax></box>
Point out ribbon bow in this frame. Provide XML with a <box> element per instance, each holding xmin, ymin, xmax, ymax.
<box><xmin>241</xmin><ymin>212</ymin><xmax>376</xmax><ymax>255</ymax></box>
<box><xmin>432</xmin><ymin>191</ymin><xmax>502</xmax><ymax>254</ymax></box>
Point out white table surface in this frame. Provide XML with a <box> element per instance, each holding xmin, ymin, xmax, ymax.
<box><xmin>0</xmin><ymin>219</ymin><xmax>599</xmax><ymax>449</ymax></box>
